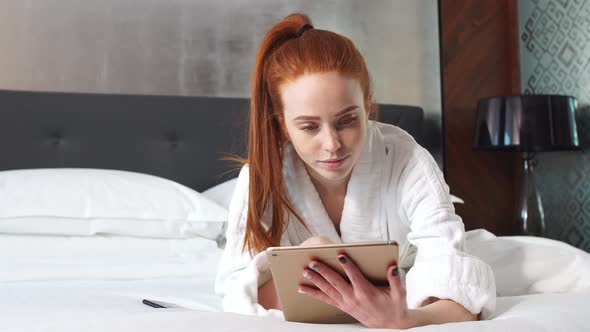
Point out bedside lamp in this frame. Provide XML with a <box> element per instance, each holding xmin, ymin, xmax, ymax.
<box><xmin>473</xmin><ymin>95</ymin><xmax>579</xmax><ymax>236</ymax></box>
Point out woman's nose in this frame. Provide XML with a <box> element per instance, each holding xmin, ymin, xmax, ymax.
<box><xmin>322</xmin><ymin>127</ymin><xmax>342</xmax><ymax>153</ymax></box>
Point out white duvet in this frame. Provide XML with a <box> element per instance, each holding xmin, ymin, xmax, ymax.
<box><xmin>1</xmin><ymin>230</ymin><xmax>589</xmax><ymax>332</ymax></box>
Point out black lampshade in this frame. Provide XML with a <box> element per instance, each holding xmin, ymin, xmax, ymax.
<box><xmin>473</xmin><ymin>95</ymin><xmax>579</xmax><ymax>152</ymax></box>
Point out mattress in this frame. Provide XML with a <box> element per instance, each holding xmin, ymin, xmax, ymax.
<box><xmin>1</xmin><ymin>232</ymin><xmax>589</xmax><ymax>331</ymax></box>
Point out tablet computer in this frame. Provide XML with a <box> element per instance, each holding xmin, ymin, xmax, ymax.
<box><xmin>266</xmin><ymin>241</ymin><xmax>398</xmax><ymax>323</ymax></box>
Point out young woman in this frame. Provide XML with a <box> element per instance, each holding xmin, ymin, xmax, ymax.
<box><xmin>215</xmin><ymin>13</ymin><xmax>496</xmax><ymax>329</ymax></box>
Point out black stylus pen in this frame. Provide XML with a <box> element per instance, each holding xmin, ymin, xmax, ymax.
<box><xmin>142</xmin><ymin>299</ymin><xmax>167</xmax><ymax>308</ymax></box>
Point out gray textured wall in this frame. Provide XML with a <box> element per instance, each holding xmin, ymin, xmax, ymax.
<box><xmin>519</xmin><ymin>0</ymin><xmax>590</xmax><ymax>251</ymax></box>
<box><xmin>0</xmin><ymin>0</ymin><xmax>442</xmax><ymax>164</ymax></box>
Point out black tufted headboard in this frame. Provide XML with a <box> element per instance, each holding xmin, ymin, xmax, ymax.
<box><xmin>0</xmin><ymin>89</ymin><xmax>423</xmax><ymax>192</ymax></box>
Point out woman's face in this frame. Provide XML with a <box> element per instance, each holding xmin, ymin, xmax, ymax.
<box><xmin>280</xmin><ymin>71</ymin><xmax>367</xmax><ymax>187</ymax></box>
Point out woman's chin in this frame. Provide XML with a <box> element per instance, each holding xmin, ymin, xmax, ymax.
<box><xmin>314</xmin><ymin>165</ymin><xmax>353</xmax><ymax>182</ymax></box>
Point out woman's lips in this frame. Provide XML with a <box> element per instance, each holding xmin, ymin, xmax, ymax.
<box><xmin>319</xmin><ymin>155</ymin><xmax>349</xmax><ymax>169</ymax></box>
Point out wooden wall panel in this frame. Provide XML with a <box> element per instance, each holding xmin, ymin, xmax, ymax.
<box><xmin>440</xmin><ymin>0</ymin><xmax>521</xmax><ymax>235</ymax></box>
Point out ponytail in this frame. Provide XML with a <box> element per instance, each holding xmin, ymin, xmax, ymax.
<box><xmin>242</xmin><ymin>13</ymin><xmax>374</xmax><ymax>254</ymax></box>
<box><xmin>242</xmin><ymin>14</ymin><xmax>310</xmax><ymax>254</ymax></box>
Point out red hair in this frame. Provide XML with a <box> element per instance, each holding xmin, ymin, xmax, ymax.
<box><xmin>242</xmin><ymin>13</ymin><xmax>375</xmax><ymax>254</ymax></box>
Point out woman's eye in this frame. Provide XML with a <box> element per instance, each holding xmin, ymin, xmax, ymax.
<box><xmin>338</xmin><ymin>116</ymin><xmax>356</xmax><ymax>126</ymax></box>
<box><xmin>300</xmin><ymin>124</ymin><xmax>318</xmax><ymax>131</ymax></box>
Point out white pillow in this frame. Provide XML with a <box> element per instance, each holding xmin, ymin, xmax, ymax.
<box><xmin>202</xmin><ymin>178</ymin><xmax>238</xmax><ymax>210</ymax></box>
<box><xmin>202</xmin><ymin>178</ymin><xmax>240</xmax><ymax>248</ymax></box>
<box><xmin>0</xmin><ymin>168</ymin><xmax>228</xmax><ymax>240</ymax></box>
<box><xmin>450</xmin><ymin>194</ymin><xmax>464</xmax><ymax>204</ymax></box>
<box><xmin>466</xmin><ymin>229</ymin><xmax>590</xmax><ymax>296</ymax></box>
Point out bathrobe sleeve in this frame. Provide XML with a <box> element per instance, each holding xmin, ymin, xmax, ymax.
<box><xmin>214</xmin><ymin>165</ymin><xmax>282</xmax><ymax>318</ymax></box>
<box><xmin>396</xmin><ymin>145</ymin><xmax>496</xmax><ymax>316</ymax></box>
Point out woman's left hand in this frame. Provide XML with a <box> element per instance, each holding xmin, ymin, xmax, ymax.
<box><xmin>298</xmin><ymin>254</ymin><xmax>414</xmax><ymax>329</ymax></box>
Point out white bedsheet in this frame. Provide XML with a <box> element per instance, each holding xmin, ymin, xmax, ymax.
<box><xmin>0</xmin><ymin>234</ymin><xmax>221</xmax><ymax>282</ymax></box>
<box><xmin>2</xmin><ymin>287</ymin><xmax>588</xmax><ymax>332</ymax></box>
<box><xmin>1</xmin><ymin>232</ymin><xmax>589</xmax><ymax>331</ymax></box>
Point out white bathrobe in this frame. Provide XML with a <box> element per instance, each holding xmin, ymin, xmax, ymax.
<box><xmin>215</xmin><ymin>121</ymin><xmax>496</xmax><ymax>319</ymax></box>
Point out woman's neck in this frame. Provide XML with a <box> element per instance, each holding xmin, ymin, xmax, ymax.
<box><xmin>305</xmin><ymin>165</ymin><xmax>351</xmax><ymax>232</ymax></box>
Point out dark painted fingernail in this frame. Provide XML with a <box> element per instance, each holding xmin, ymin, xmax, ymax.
<box><xmin>310</xmin><ymin>264</ymin><xmax>320</xmax><ymax>272</ymax></box>
<box><xmin>392</xmin><ymin>267</ymin><xmax>399</xmax><ymax>277</ymax></box>
<box><xmin>338</xmin><ymin>256</ymin><xmax>347</xmax><ymax>264</ymax></box>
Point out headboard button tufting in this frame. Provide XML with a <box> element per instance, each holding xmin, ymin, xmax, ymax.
<box><xmin>49</xmin><ymin>132</ymin><xmax>62</xmax><ymax>146</ymax></box>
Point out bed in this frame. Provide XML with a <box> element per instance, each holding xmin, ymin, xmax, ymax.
<box><xmin>1</xmin><ymin>89</ymin><xmax>589</xmax><ymax>331</ymax></box>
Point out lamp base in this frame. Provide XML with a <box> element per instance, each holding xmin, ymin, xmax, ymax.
<box><xmin>515</xmin><ymin>153</ymin><xmax>546</xmax><ymax>237</ymax></box>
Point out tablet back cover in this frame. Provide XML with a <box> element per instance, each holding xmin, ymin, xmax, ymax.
<box><xmin>267</xmin><ymin>242</ymin><xmax>398</xmax><ymax>323</ymax></box>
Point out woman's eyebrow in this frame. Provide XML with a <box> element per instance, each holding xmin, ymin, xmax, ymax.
<box><xmin>335</xmin><ymin>105</ymin><xmax>359</xmax><ymax>116</ymax></box>
<box><xmin>293</xmin><ymin>105</ymin><xmax>359</xmax><ymax>121</ymax></box>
